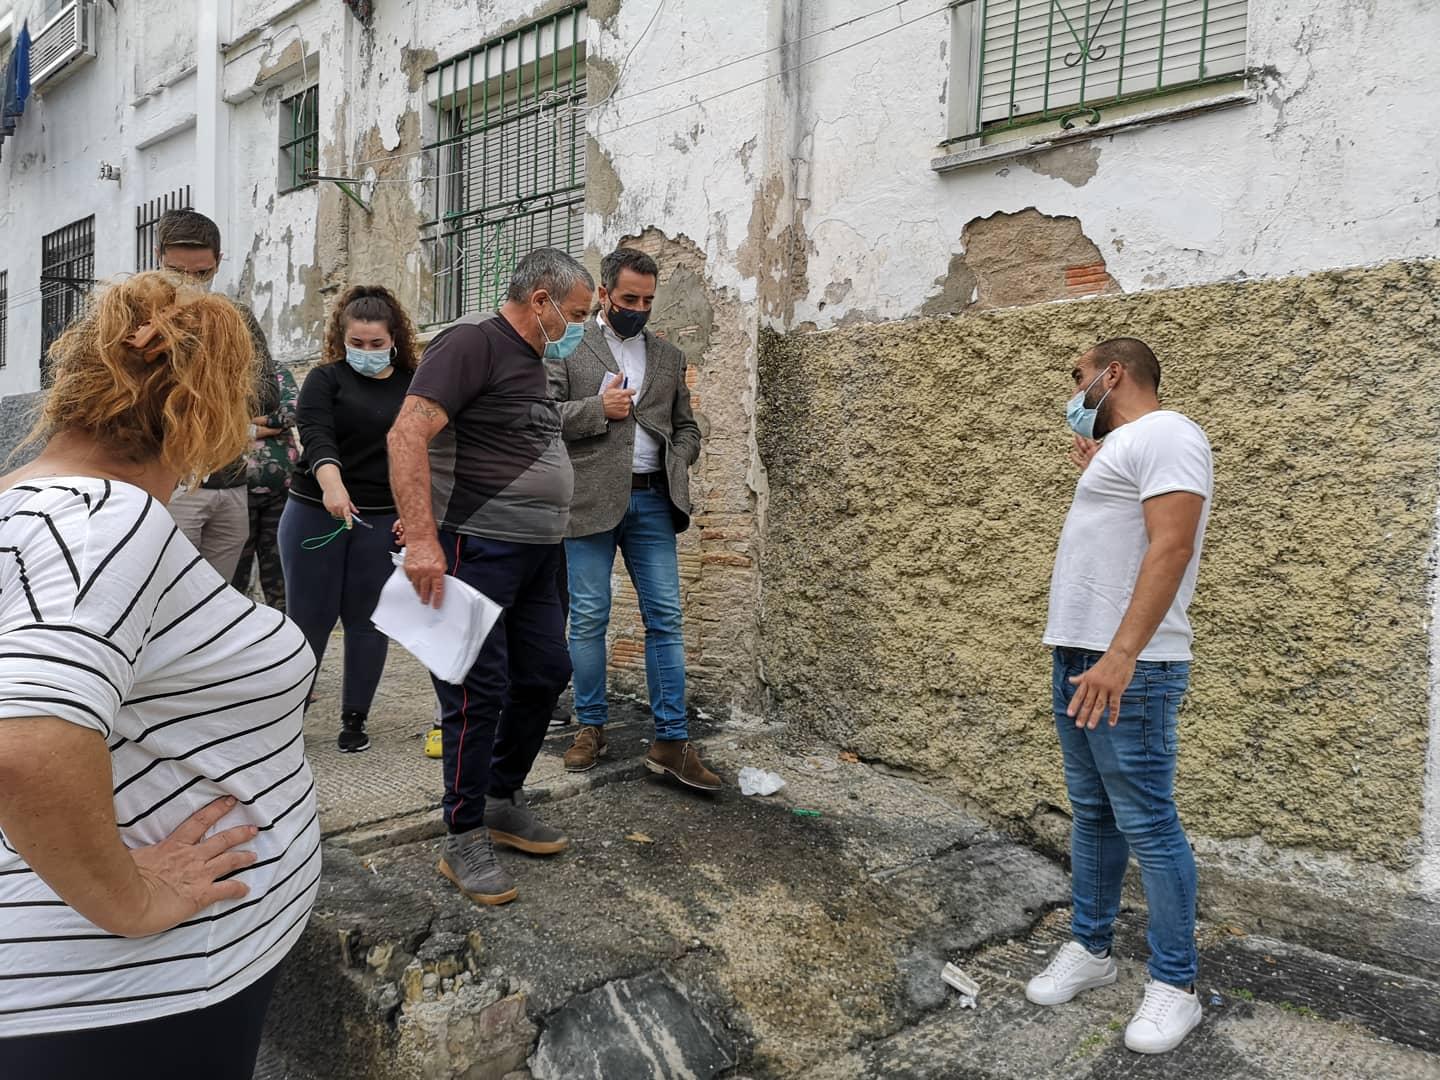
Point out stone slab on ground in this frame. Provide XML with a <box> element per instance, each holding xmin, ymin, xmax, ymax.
<box><xmin>529</xmin><ymin>971</ymin><xmax>735</xmax><ymax>1079</ymax></box>
<box><xmin>304</xmin><ymin>641</ymin><xmax>442</xmax><ymax>835</ymax></box>
<box><xmin>266</xmin><ymin>657</ymin><xmax>1440</xmax><ymax>1080</ymax></box>
<box><xmin>260</xmin><ymin>739</ymin><xmax>1068</xmax><ymax>1079</ymax></box>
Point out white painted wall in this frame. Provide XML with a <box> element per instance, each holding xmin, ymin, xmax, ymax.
<box><xmin>0</xmin><ymin>1</ymin><xmax>137</xmax><ymax>397</ymax></box>
<box><xmin>587</xmin><ymin>0</ymin><xmax>777</xmax><ymax>308</ymax></box>
<box><xmin>10</xmin><ymin>0</ymin><xmax>1429</xmax><ymax>382</ymax></box>
<box><xmin>219</xmin><ymin>0</ymin><xmax>329</xmax><ymax>362</ymax></box>
<box><xmin>590</xmin><ymin>0</ymin><xmax>1440</xmax><ymax>329</ymax></box>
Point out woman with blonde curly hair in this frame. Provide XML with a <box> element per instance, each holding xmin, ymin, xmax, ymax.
<box><xmin>279</xmin><ymin>285</ymin><xmax>418</xmax><ymax>753</ymax></box>
<box><xmin>0</xmin><ymin>272</ymin><xmax>318</xmax><ymax>1077</ymax></box>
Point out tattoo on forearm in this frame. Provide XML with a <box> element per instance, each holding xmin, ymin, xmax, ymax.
<box><xmin>411</xmin><ymin>399</ymin><xmax>441</xmax><ymax>419</ymax></box>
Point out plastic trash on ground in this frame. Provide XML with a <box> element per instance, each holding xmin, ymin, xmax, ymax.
<box><xmin>738</xmin><ymin>767</ymin><xmax>786</xmax><ymax>797</ymax></box>
<box><xmin>941</xmin><ymin>962</ymin><xmax>980</xmax><ymax>1009</ymax></box>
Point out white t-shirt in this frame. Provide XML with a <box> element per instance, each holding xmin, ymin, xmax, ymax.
<box><xmin>0</xmin><ymin>478</ymin><xmax>320</xmax><ymax>1037</ymax></box>
<box><xmin>1044</xmin><ymin>411</ymin><xmax>1213</xmax><ymax>661</ymax></box>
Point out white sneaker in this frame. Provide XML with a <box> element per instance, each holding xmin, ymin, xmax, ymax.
<box><xmin>1124</xmin><ymin>979</ymin><xmax>1202</xmax><ymax>1054</ymax></box>
<box><xmin>1025</xmin><ymin>941</ymin><xmax>1119</xmax><ymax>1006</ymax></box>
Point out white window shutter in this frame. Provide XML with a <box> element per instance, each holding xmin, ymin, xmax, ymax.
<box><xmin>979</xmin><ymin>0</ymin><xmax>1249</xmax><ymax>126</ymax></box>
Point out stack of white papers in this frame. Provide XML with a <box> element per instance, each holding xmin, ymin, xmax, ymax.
<box><xmin>371</xmin><ymin>556</ymin><xmax>502</xmax><ymax>684</ymax></box>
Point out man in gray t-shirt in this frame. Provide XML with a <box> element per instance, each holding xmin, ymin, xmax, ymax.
<box><xmin>387</xmin><ymin>249</ymin><xmax>592</xmax><ymax>909</ymax></box>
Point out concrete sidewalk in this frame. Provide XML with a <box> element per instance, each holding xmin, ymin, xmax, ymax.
<box><xmin>257</xmin><ymin>646</ymin><xmax>1440</xmax><ymax>1079</ymax></box>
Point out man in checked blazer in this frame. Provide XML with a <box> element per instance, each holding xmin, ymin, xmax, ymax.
<box><xmin>546</xmin><ymin>248</ymin><xmax>720</xmax><ymax>792</ymax></box>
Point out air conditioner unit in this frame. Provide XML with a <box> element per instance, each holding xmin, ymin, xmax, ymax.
<box><xmin>30</xmin><ymin>1</ymin><xmax>96</xmax><ymax>93</ymax></box>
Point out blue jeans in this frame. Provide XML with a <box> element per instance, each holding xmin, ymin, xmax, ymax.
<box><xmin>565</xmin><ymin>488</ymin><xmax>687</xmax><ymax>740</ymax></box>
<box><xmin>1052</xmin><ymin>647</ymin><xmax>1198</xmax><ymax>987</ymax></box>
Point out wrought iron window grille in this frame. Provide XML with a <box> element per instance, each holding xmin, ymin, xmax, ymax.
<box><xmin>948</xmin><ymin>0</ymin><xmax>1248</xmax><ymax>144</ymax></box>
<box><xmin>40</xmin><ymin>215</ymin><xmax>95</xmax><ymax>383</ymax></box>
<box><xmin>280</xmin><ymin>85</ymin><xmax>320</xmax><ymax>193</ymax></box>
<box><xmin>422</xmin><ymin>5</ymin><xmax>587</xmax><ymax>326</ymax></box>
<box><xmin>135</xmin><ymin>185</ymin><xmax>194</xmax><ymax>271</ymax></box>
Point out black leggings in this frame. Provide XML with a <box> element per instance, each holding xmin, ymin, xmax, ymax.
<box><xmin>0</xmin><ymin>965</ymin><xmax>280</xmax><ymax>1080</ymax></box>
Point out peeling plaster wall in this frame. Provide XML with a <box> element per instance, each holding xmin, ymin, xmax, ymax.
<box><xmin>585</xmin><ymin>0</ymin><xmax>1440</xmax><ymax>718</ymax></box>
<box><xmin>220</xmin><ymin>0</ymin><xmax>566</xmax><ymax>361</ymax></box>
<box><xmin>588</xmin><ymin>0</ymin><xmax>782</xmax><ymax>711</ymax></box>
<box><xmin>757</xmin><ymin>261</ymin><xmax>1440</xmax><ymax>873</ymax></box>
<box><xmin>785</xmin><ymin>0</ymin><xmax>1440</xmax><ymax>327</ymax></box>
<box><xmin>220</xmin><ymin>0</ymin><xmax>333</xmax><ymax>362</ymax></box>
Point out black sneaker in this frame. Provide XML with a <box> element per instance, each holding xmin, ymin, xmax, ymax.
<box><xmin>338</xmin><ymin>710</ymin><xmax>371</xmax><ymax>753</ymax></box>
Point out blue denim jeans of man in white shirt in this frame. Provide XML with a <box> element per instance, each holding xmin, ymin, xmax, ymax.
<box><xmin>1052</xmin><ymin>646</ymin><xmax>1198</xmax><ymax>988</ymax></box>
<box><xmin>565</xmin><ymin>486</ymin><xmax>687</xmax><ymax>740</ymax></box>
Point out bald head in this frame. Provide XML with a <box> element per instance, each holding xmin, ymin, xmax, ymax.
<box><xmin>1083</xmin><ymin>337</ymin><xmax>1161</xmax><ymax>392</ymax></box>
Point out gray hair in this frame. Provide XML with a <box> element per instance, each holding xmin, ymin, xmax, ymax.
<box><xmin>505</xmin><ymin>248</ymin><xmax>595</xmax><ymax>305</ymax></box>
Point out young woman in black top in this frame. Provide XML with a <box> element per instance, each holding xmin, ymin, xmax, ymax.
<box><xmin>279</xmin><ymin>286</ymin><xmax>418</xmax><ymax>752</ymax></box>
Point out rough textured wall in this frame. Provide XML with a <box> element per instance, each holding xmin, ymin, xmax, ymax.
<box><xmin>757</xmin><ymin>260</ymin><xmax>1440</xmax><ymax>868</ymax></box>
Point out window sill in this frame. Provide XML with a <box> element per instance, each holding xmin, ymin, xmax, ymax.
<box><xmin>931</xmin><ymin>90</ymin><xmax>1256</xmax><ymax>175</ymax></box>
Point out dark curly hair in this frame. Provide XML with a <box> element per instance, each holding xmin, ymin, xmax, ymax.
<box><xmin>322</xmin><ymin>285</ymin><xmax>420</xmax><ymax>371</ymax></box>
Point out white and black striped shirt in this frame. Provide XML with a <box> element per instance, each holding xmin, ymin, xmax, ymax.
<box><xmin>0</xmin><ymin>479</ymin><xmax>319</xmax><ymax>1037</ymax></box>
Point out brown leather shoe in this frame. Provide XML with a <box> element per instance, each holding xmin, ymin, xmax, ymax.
<box><xmin>645</xmin><ymin>740</ymin><xmax>721</xmax><ymax>791</ymax></box>
<box><xmin>563</xmin><ymin>725</ymin><xmax>607</xmax><ymax>772</ymax></box>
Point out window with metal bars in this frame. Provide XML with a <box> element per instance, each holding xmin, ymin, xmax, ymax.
<box><xmin>280</xmin><ymin>85</ymin><xmax>319</xmax><ymax>193</ymax></box>
<box><xmin>0</xmin><ymin>271</ymin><xmax>8</xmax><ymax>371</ymax></box>
<box><xmin>949</xmin><ymin>0</ymin><xmax>1249</xmax><ymax>143</ymax></box>
<box><xmin>40</xmin><ymin>216</ymin><xmax>94</xmax><ymax>383</ymax></box>
<box><xmin>423</xmin><ymin>5</ymin><xmax>587</xmax><ymax>326</ymax></box>
<box><xmin>135</xmin><ymin>185</ymin><xmax>194</xmax><ymax>271</ymax></box>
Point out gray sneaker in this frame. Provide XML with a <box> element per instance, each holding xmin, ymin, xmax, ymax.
<box><xmin>484</xmin><ymin>791</ymin><xmax>570</xmax><ymax>856</ymax></box>
<box><xmin>438</xmin><ymin>827</ymin><xmax>518</xmax><ymax>906</ymax></box>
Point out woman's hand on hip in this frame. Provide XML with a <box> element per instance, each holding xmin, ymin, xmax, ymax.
<box><xmin>126</xmin><ymin>797</ymin><xmax>257</xmax><ymax>938</ymax></box>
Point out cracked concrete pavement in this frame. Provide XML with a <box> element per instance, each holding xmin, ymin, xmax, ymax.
<box><xmin>255</xmin><ymin>646</ymin><xmax>1440</xmax><ymax>1079</ymax></box>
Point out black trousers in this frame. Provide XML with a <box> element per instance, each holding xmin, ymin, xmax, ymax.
<box><xmin>0</xmin><ymin>964</ymin><xmax>280</xmax><ymax>1080</ymax></box>
<box><xmin>434</xmin><ymin>532</ymin><xmax>572</xmax><ymax>833</ymax></box>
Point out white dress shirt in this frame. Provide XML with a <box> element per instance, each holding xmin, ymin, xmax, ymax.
<box><xmin>598</xmin><ymin>312</ymin><xmax>663</xmax><ymax>474</ymax></box>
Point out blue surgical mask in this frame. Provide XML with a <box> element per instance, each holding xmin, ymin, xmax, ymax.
<box><xmin>346</xmin><ymin>345</ymin><xmax>393</xmax><ymax>377</ymax></box>
<box><xmin>541</xmin><ymin>299</ymin><xmax>586</xmax><ymax>360</ymax></box>
<box><xmin>1065</xmin><ymin>369</ymin><xmax>1112</xmax><ymax>440</ymax></box>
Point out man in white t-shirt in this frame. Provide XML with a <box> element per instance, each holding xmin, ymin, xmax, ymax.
<box><xmin>1025</xmin><ymin>338</ymin><xmax>1214</xmax><ymax>1056</ymax></box>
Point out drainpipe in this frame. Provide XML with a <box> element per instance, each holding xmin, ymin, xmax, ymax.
<box><xmin>196</xmin><ymin>0</ymin><xmax>233</xmax><ymax>285</ymax></box>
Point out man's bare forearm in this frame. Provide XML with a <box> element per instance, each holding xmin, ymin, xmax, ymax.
<box><xmin>388</xmin><ymin>435</ymin><xmax>438</xmax><ymax>540</ymax></box>
<box><xmin>387</xmin><ymin>403</ymin><xmax>443</xmax><ymax>544</ymax></box>
<box><xmin>1108</xmin><ymin>544</ymin><xmax>1193</xmax><ymax>661</ymax></box>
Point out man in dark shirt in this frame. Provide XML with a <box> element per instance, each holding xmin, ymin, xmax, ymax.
<box><xmin>388</xmin><ymin>248</ymin><xmax>592</xmax><ymax>907</ymax></box>
<box><xmin>157</xmin><ymin>210</ymin><xmax>279</xmax><ymax>582</ymax></box>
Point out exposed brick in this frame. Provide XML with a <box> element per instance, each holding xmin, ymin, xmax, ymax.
<box><xmin>701</xmin><ymin>552</ymin><xmax>754</xmax><ymax>568</ymax></box>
